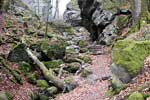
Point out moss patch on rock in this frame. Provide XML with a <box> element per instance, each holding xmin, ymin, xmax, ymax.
<box><xmin>40</xmin><ymin>40</ymin><xmax>67</xmax><ymax>60</ymax></box>
<box><xmin>112</xmin><ymin>40</ymin><xmax>150</xmax><ymax>77</ymax></box>
<box><xmin>27</xmin><ymin>73</ymin><xmax>37</xmax><ymax>84</ymax></box>
<box><xmin>43</xmin><ymin>60</ymin><xmax>63</xmax><ymax>69</ymax></box>
<box><xmin>128</xmin><ymin>92</ymin><xmax>144</xmax><ymax>100</ymax></box>
<box><xmin>36</xmin><ymin>80</ymin><xmax>49</xmax><ymax>89</ymax></box>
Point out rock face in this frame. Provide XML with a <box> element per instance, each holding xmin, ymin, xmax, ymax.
<box><xmin>110</xmin><ymin>63</ymin><xmax>131</xmax><ymax>83</ymax></box>
<box><xmin>64</xmin><ymin>0</ymin><xmax>129</xmax><ymax>45</ymax></box>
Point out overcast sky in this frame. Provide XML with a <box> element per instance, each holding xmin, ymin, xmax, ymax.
<box><xmin>59</xmin><ymin>0</ymin><xmax>71</xmax><ymax>16</ymax></box>
<box><xmin>22</xmin><ymin>0</ymin><xmax>71</xmax><ymax>18</ymax></box>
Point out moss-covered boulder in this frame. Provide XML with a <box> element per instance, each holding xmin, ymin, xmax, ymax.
<box><xmin>8</xmin><ymin>44</ymin><xmax>30</xmax><ymax>62</ymax></box>
<box><xmin>27</xmin><ymin>73</ymin><xmax>37</xmax><ymax>84</ymax></box>
<box><xmin>78</xmin><ymin>40</ymin><xmax>87</xmax><ymax>48</ymax></box>
<box><xmin>66</xmin><ymin>62</ymin><xmax>81</xmax><ymax>73</ymax></box>
<box><xmin>19</xmin><ymin>62</ymin><xmax>32</xmax><ymax>73</ymax></box>
<box><xmin>40</xmin><ymin>41</ymin><xmax>67</xmax><ymax>60</ymax></box>
<box><xmin>112</xmin><ymin>40</ymin><xmax>150</xmax><ymax>78</ymax></box>
<box><xmin>39</xmin><ymin>95</ymin><xmax>49</xmax><ymax>100</ymax></box>
<box><xmin>79</xmin><ymin>55</ymin><xmax>92</xmax><ymax>64</ymax></box>
<box><xmin>128</xmin><ymin>92</ymin><xmax>144</xmax><ymax>100</ymax></box>
<box><xmin>81</xmin><ymin>68</ymin><xmax>92</xmax><ymax>78</ymax></box>
<box><xmin>36</xmin><ymin>80</ymin><xmax>49</xmax><ymax>89</ymax></box>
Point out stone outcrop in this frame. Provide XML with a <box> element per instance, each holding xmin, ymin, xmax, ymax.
<box><xmin>63</xmin><ymin>0</ymin><xmax>81</xmax><ymax>26</ymax></box>
<box><xmin>64</xmin><ymin>0</ymin><xmax>150</xmax><ymax>45</ymax></box>
<box><xmin>64</xmin><ymin>0</ymin><xmax>132</xmax><ymax>45</ymax></box>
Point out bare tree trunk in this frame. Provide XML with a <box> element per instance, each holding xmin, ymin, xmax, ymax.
<box><xmin>131</xmin><ymin>0</ymin><xmax>150</xmax><ymax>23</ymax></box>
<box><xmin>132</xmin><ymin>0</ymin><xmax>142</xmax><ymax>23</ymax></box>
<box><xmin>37</xmin><ymin>0</ymin><xmax>40</xmax><ymax>15</ymax></box>
<box><xmin>54</xmin><ymin>0</ymin><xmax>59</xmax><ymax>19</ymax></box>
<box><xmin>45</xmin><ymin>0</ymin><xmax>52</xmax><ymax>37</ymax></box>
<box><xmin>129</xmin><ymin>0</ymin><xmax>150</xmax><ymax>33</ymax></box>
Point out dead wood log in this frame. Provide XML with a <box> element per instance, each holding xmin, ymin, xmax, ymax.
<box><xmin>26</xmin><ymin>48</ymin><xmax>65</xmax><ymax>90</ymax></box>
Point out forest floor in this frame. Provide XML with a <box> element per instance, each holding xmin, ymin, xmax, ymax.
<box><xmin>55</xmin><ymin>46</ymin><xmax>112</xmax><ymax>100</ymax></box>
<box><xmin>1</xmin><ymin>8</ymin><xmax>150</xmax><ymax>100</ymax></box>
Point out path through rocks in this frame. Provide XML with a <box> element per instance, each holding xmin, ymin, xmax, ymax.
<box><xmin>56</xmin><ymin>46</ymin><xmax>111</xmax><ymax>100</ymax></box>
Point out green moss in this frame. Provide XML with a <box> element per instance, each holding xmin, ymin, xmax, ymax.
<box><xmin>65</xmin><ymin>27</ymin><xmax>75</xmax><ymax>34</ymax></box>
<box><xmin>43</xmin><ymin>60</ymin><xmax>63</xmax><ymax>69</ymax></box>
<box><xmin>27</xmin><ymin>73</ymin><xmax>37</xmax><ymax>84</ymax></box>
<box><xmin>112</xmin><ymin>40</ymin><xmax>150</xmax><ymax>77</ymax></box>
<box><xmin>19</xmin><ymin>62</ymin><xmax>32</xmax><ymax>73</ymax></box>
<box><xmin>79</xmin><ymin>55</ymin><xmax>92</xmax><ymax>64</ymax></box>
<box><xmin>64</xmin><ymin>76</ymin><xmax>74</xmax><ymax>84</ymax></box>
<box><xmin>66</xmin><ymin>62</ymin><xmax>81</xmax><ymax>73</ymax></box>
<box><xmin>47</xmin><ymin>44</ymin><xmax>66</xmax><ymax>59</ymax></box>
<box><xmin>79</xmin><ymin>40</ymin><xmax>87</xmax><ymax>48</ymax></box>
<box><xmin>128</xmin><ymin>92</ymin><xmax>144</xmax><ymax>100</ymax></box>
<box><xmin>11</xmin><ymin>70</ymin><xmax>23</xmax><ymax>84</ymax></box>
<box><xmin>24</xmin><ymin>28</ymin><xmax>35</xmax><ymax>35</ymax></box>
<box><xmin>112</xmin><ymin>75</ymin><xmax>125</xmax><ymax>93</ymax></box>
<box><xmin>0</xmin><ymin>91</ymin><xmax>13</xmax><ymax>100</ymax></box>
<box><xmin>117</xmin><ymin>15</ymin><xmax>131</xmax><ymax>30</ymax></box>
<box><xmin>39</xmin><ymin>95</ymin><xmax>49</xmax><ymax>100</ymax></box>
<box><xmin>66</xmin><ymin>47</ymin><xmax>77</xmax><ymax>54</ymax></box>
<box><xmin>40</xmin><ymin>41</ymin><xmax>67</xmax><ymax>60</ymax></box>
<box><xmin>5</xmin><ymin>91</ymin><xmax>14</xmax><ymax>100</ymax></box>
<box><xmin>106</xmin><ymin>75</ymin><xmax>125</xmax><ymax>97</ymax></box>
<box><xmin>102</xmin><ymin>0</ymin><xmax>116</xmax><ymax>12</ymax></box>
<box><xmin>30</xmin><ymin>92</ymin><xmax>39</xmax><ymax>100</ymax></box>
<box><xmin>5</xmin><ymin>15</ymin><xmax>14</xmax><ymax>28</ymax></box>
<box><xmin>142</xmin><ymin>93</ymin><xmax>150</xmax><ymax>99</ymax></box>
<box><xmin>128</xmin><ymin>19</ymin><xmax>147</xmax><ymax>34</ymax></box>
<box><xmin>47</xmin><ymin>86</ymin><xmax>58</xmax><ymax>95</ymax></box>
<box><xmin>81</xmin><ymin>69</ymin><xmax>92</xmax><ymax>77</ymax></box>
<box><xmin>106</xmin><ymin>88</ymin><xmax>116</xmax><ymax>97</ymax></box>
<box><xmin>36</xmin><ymin>80</ymin><xmax>49</xmax><ymax>89</ymax></box>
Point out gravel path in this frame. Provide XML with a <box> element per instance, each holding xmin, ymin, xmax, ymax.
<box><xmin>56</xmin><ymin>47</ymin><xmax>111</xmax><ymax>100</ymax></box>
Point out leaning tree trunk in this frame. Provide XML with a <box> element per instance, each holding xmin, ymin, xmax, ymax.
<box><xmin>26</xmin><ymin>48</ymin><xmax>65</xmax><ymax>90</ymax></box>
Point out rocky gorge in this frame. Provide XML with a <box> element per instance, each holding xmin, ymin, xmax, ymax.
<box><xmin>0</xmin><ymin>0</ymin><xmax>150</xmax><ymax>100</ymax></box>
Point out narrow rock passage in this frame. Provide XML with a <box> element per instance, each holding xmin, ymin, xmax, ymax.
<box><xmin>56</xmin><ymin>47</ymin><xmax>111</xmax><ymax>100</ymax></box>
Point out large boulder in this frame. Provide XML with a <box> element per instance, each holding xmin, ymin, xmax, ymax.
<box><xmin>111</xmin><ymin>40</ymin><xmax>150</xmax><ymax>83</ymax></box>
<box><xmin>8</xmin><ymin>44</ymin><xmax>31</xmax><ymax>62</ymax></box>
<box><xmin>110</xmin><ymin>63</ymin><xmax>131</xmax><ymax>83</ymax></box>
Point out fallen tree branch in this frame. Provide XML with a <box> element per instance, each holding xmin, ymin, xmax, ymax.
<box><xmin>26</xmin><ymin>48</ymin><xmax>65</xmax><ymax>90</ymax></box>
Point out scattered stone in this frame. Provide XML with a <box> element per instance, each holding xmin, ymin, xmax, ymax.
<box><xmin>47</xmin><ymin>86</ymin><xmax>58</xmax><ymax>95</ymax></box>
<box><xmin>66</xmin><ymin>62</ymin><xmax>81</xmax><ymax>73</ymax></box>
